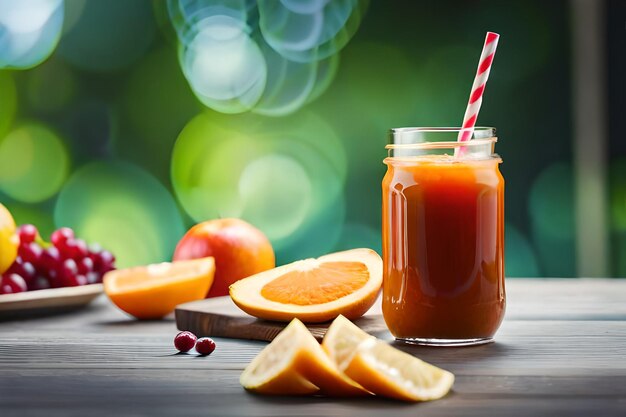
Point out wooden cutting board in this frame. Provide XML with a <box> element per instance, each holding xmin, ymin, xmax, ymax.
<box><xmin>175</xmin><ymin>296</ymin><xmax>386</xmax><ymax>342</ymax></box>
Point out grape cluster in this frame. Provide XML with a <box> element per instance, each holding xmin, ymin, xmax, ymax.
<box><xmin>0</xmin><ymin>225</ymin><xmax>116</xmax><ymax>295</ymax></box>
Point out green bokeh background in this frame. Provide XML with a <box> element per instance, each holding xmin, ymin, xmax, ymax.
<box><xmin>0</xmin><ymin>0</ymin><xmax>621</xmax><ymax>277</ymax></box>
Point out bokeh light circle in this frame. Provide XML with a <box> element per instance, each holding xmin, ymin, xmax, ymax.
<box><xmin>276</xmin><ymin>192</ymin><xmax>345</xmax><ymax>263</ymax></box>
<box><xmin>305</xmin><ymin>51</ymin><xmax>339</xmax><ymax>104</ymax></box>
<box><xmin>54</xmin><ymin>160</ymin><xmax>185</xmax><ymax>268</ymax></box>
<box><xmin>251</xmin><ymin>36</ymin><xmax>317</xmax><ymax>116</ymax></box>
<box><xmin>0</xmin><ymin>0</ymin><xmax>64</xmax><ymax>69</ymax></box>
<box><xmin>168</xmin><ymin>0</ymin><xmax>249</xmax><ymax>45</ymax></box>
<box><xmin>258</xmin><ymin>0</ymin><xmax>366</xmax><ymax>63</ymax></box>
<box><xmin>239</xmin><ymin>154</ymin><xmax>312</xmax><ymax>241</ymax></box>
<box><xmin>172</xmin><ymin>111</ymin><xmax>347</xmax><ymax>258</ymax></box>
<box><xmin>57</xmin><ymin>0</ymin><xmax>156</xmax><ymax>71</ymax></box>
<box><xmin>280</xmin><ymin>0</ymin><xmax>330</xmax><ymax>14</ymax></box>
<box><xmin>0</xmin><ymin>122</ymin><xmax>69</xmax><ymax>203</ymax></box>
<box><xmin>181</xmin><ymin>16</ymin><xmax>267</xmax><ymax>113</ymax></box>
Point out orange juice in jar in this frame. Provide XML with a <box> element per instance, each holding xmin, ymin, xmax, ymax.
<box><xmin>382</xmin><ymin>127</ymin><xmax>505</xmax><ymax>346</ymax></box>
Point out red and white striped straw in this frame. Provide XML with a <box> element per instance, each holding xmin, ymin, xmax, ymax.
<box><xmin>457</xmin><ymin>32</ymin><xmax>500</xmax><ymax>147</ymax></box>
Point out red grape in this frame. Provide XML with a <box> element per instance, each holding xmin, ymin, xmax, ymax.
<box><xmin>86</xmin><ymin>272</ymin><xmax>100</xmax><ymax>284</ymax></box>
<box><xmin>40</xmin><ymin>247</ymin><xmax>61</xmax><ymax>273</ymax></box>
<box><xmin>61</xmin><ymin>239</ymin><xmax>88</xmax><ymax>260</ymax></box>
<box><xmin>29</xmin><ymin>276</ymin><xmax>51</xmax><ymax>291</ymax></box>
<box><xmin>88</xmin><ymin>243</ymin><xmax>102</xmax><ymax>254</ymax></box>
<box><xmin>98</xmin><ymin>250</ymin><xmax>115</xmax><ymax>269</ymax></box>
<box><xmin>0</xmin><ymin>224</ymin><xmax>116</xmax><ymax>293</ymax></box>
<box><xmin>46</xmin><ymin>269</ymin><xmax>61</xmax><ymax>288</ymax></box>
<box><xmin>60</xmin><ymin>258</ymin><xmax>78</xmax><ymax>280</ymax></box>
<box><xmin>17</xmin><ymin>224</ymin><xmax>38</xmax><ymax>244</ymax></box>
<box><xmin>77</xmin><ymin>257</ymin><xmax>94</xmax><ymax>275</ymax></box>
<box><xmin>0</xmin><ymin>273</ymin><xmax>27</xmax><ymax>294</ymax></box>
<box><xmin>19</xmin><ymin>242</ymin><xmax>42</xmax><ymax>264</ymax></box>
<box><xmin>72</xmin><ymin>239</ymin><xmax>88</xmax><ymax>259</ymax></box>
<box><xmin>51</xmin><ymin>227</ymin><xmax>74</xmax><ymax>247</ymax></box>
<box><xmin>7</xmin><ymin>260</ymin><xmax>36</xmax><ymax>285</ymax></box>
<box><xmin>64</xmin><ymin>274</ymin><xmax>87</xmax><ymax>287</ymax></box>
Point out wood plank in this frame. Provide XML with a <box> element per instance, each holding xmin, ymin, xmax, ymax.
<box><xmin>4</xmin><ymin>369</ymin><xmax>626</xmax><ymax>397</ymax></box>
<box><xmin>1</xmin><ymin>371</ymin><xmax>625</xmax><ymax>417</ymax></box>
<box><xmin>0</xmin><ymin>279</ymin><xmax>625</xmax><ymax>417</ymax></box>
<box><xmin>0</xmin><ymin>321</ymin><xmax>625</xmax><ymax>376</ymax></box>
<box><xmin>505</xmin><ymin>279</ymin><xmax>626</xmax><ymax>320</ymax></box>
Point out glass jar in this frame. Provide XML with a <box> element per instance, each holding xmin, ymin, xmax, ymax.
<box><xmin>382</xmin><ymin>127</ymin><xmax>505</xmax><ymax>346</ymax></box>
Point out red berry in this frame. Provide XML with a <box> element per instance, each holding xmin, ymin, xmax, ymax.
<box><xmin>61</xmin><ymin>239</ymin><xmax>88</xmax><ymax>260</ymax></box>
<box><xmin>72</xmin><ymin>239</ymin><xmax>88</xmax><ymax>259</ymax></box>
<box><xmin>174</xmin><ymin>331</ymin><xmax>197</xmax><ymax>353</ymax></box>
<box><xmin>30</xmin><ymin>276</ymin><xmax>51</xmax><ymax>291</ymax></box>
<box><xmin>19</xmin><ymin>242</ymin><xmax>42</xmax><ymax>264</ymax></box>
<box><xmin>88</xmin><ymin>243</ymin><xmax>102</xmax><ymax>254</ymax></box>
<box><xmin>75</xmin><ymin>274</ymin><xmax>88</xmax><ymax>286</ymax></box>
<box><xmin>40</xmin><ymin>247</ymin><xmax>61</xmax><ymax>272</ymax></box>
<box><xmin>8</xmin><ymin>260</ymin><xmax>36</xmax><ymax>284</ymax></box>
<box><xmin>0</xmin><ymin>273</ymin><xmax>28</xmax><ymax>294</ymax></box>
<box><xmin>46</xmin><ymin>268</ymin><xmax>62</xmax><ymax>288</ymax></box>
<box><xmin>195</xmin><ymin>337</ymin><xmax>216</xmax><ymax>356</ymax></box>
<box><xmin>17</xmin><ymin>224</ymin><xmax>38</xmax><ymax>244</ymax></box>
<box><xmin>51</xmin><ymin>227</ymin><xmax>74</xmax><ymax>247</ymax></box>
<box><xmin>77</xmin><ymin>257</ymin><xmax>94</xmax><ymax>275</ymax></box>
<box><xmin>86</xmin><ymin>271</ymin><xmax>100</xmax><ymax>284</ymax></box>
<box><xmin>99</xmin><ymin>250</ymin><xmax>115</xmax><ymax>266</ymax></box>
<box><xmin>62</xmin><ymin>273</ymin><xmax>87</xmax><ymax>287</ymax></box>
<box><xmin>60</xmin><ymin>258</ymin><xmax>78</xmax><ymax>279</ymax></box>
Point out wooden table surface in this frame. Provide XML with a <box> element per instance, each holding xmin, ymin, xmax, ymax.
<box><xmin>1</xmin><ymin>279</ymin><xmax>625</xmax><ymax>416</ymax></box>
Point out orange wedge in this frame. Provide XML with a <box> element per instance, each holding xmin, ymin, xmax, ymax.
<box><xmin>229</xmin><ymin>248</ymin><xmax>382</xmax><ymax>323</ymax></box>
<box><xmin>239</xmin><ymin>318</ymin><xmax>369</xmax><ymax>396</ymax></box>
<box><xmin>323</xmin><ymin>315</ymin><xmax>455</xmax><ymax>402</ymax></box>
<box><xmin>104</xmin><ymin>257</ymin><xmax>215</xmax><ymax>319</ymax></box>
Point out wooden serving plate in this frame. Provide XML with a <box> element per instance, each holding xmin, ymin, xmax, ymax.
<box><xmin>175</xmin><ymin>296</ymin><xmax>386</xmax><ymax>342</ymax></box>
<box><xmin>0</xmin><ymin>284</ymin><xmax>103</xmax><ymax>319</ymax></box>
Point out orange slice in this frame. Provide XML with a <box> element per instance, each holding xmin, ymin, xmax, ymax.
<box><xmin>323</xmin><ymin>315</ymin><xmax>455</xmax><ymax>402</ymax></box>
<box><xmin>104</xmin><ymin>257</ymin><xmax>215</xmax><ymax>319</ymax></box>
<box><xmin>239</xmin><ymin>318</ymin><xmax>369</xmax><ymax>396</ymax></box>
<box><xmin>229</xmin><ymin>248</ymin><xmax>382</xmax><ymax>323</ymax></box>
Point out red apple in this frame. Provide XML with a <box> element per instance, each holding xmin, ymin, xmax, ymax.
<box><xmin>173</xmin><ymin>218</ymin><xmax>275</xmax><ymax>297</ymax></box>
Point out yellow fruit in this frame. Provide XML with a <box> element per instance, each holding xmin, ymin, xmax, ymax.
<box><xmin>104</xmin><ymin>257</ymin><xmax>215</xmax><ymax>319</ymax></box>
<box><xmin>0</xmin><ymin>203</ymin><xmax>18</xmax><ymax>274</ymax></box>
<box><xmin>240</xmin><ymin>318</ymin><xmax>369</xmax><ymax>397</ymax></box>
<box><xmin>230</xmin><ymin>248</ymin><xmax>382</xmax><ymax>323</ymax></box>
<box><xmin>323</xmin><ymin>316</ymin><xmax>455</xmax><ymax>402</ymax></box>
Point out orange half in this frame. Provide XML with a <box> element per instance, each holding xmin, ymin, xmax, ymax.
<box><xmin>104</xmin><ymin>257</ymin><xmax>215</xmax><ymax>319</ymax></box>
<box><xmin>229</xmin><ymin>249</ymin><xmax>382</xmax><ymax>323</ymax></box>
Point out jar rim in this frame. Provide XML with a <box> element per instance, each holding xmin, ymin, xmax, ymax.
<box><xmin>385</xmin><ymin>137</ymin><xmax>497</xmax><ymax>150</ymax></box>
<box><xmin>389</xmin><ymin>126</ymin><xmax>496</xmax><ymax>135</ymax></box>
